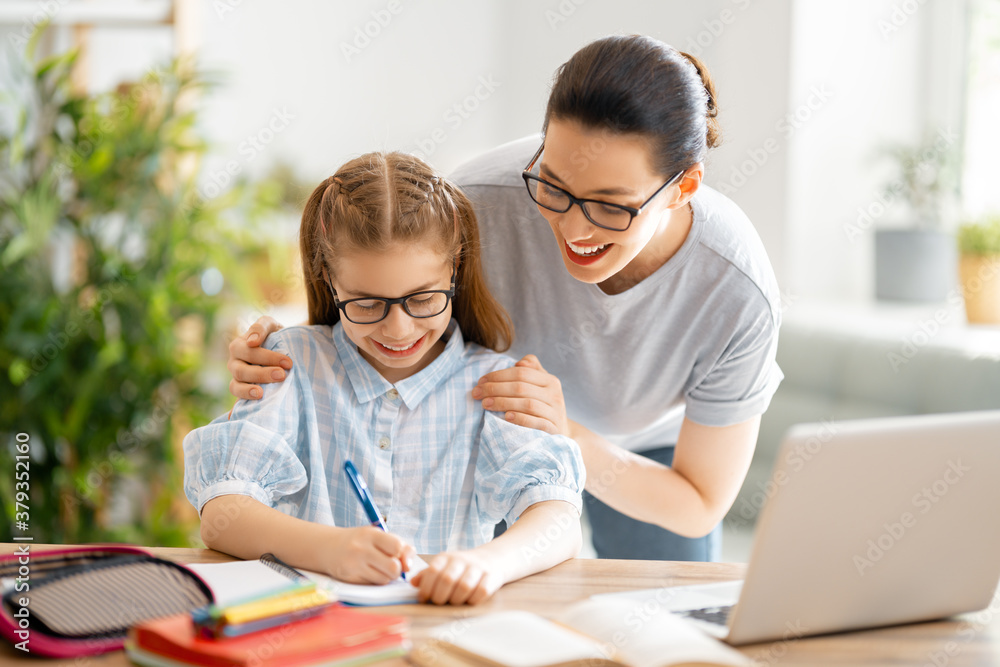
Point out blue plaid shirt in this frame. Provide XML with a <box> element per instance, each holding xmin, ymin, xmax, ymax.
<box><xmin>183</xmin><ymin>320</ymin><xmax>585</xmax><ymax>554</ymax></box>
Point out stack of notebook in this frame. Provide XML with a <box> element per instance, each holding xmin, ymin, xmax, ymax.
<box><xmin>125</xmin><ymin>554</ymin><xmax>409</xmax><ymax>667</ymax></box>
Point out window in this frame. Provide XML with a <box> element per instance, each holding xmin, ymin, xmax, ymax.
<box><xmin>962</xmin><ymin>0</ymin><xmax>1000</xmax><ymax>216</ymax></box>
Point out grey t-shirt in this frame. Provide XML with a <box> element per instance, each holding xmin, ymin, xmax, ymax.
<box><xmin>451</xmin><ymin>135</ymin><xmax>783</xmax><ymax>452</ymax></box>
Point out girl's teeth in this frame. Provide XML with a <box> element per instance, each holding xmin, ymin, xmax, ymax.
<box><xmin>568</xmin><ymin>242</ymin><xmax>609</xmax><ymax>257</ymax></box>
<box><xmin>382</xmin><ymin>341</ymin><xmax>416</xmax><ymax>351</ymax></box>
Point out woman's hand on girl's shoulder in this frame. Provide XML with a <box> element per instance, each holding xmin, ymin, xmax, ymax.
<box><xmin>228</xmin><ymin>316</ymin><xmax>293</xmax><ymax>400</ymax></box>
<box><xmin>471</xmin><ymin>355</ymin><xmax>571</xmax><ymax>437</ymax></box>
<box><xmin>410</xmin><ymin>550</ymin><xmax>504</xmax><ymax>605</ymax></box>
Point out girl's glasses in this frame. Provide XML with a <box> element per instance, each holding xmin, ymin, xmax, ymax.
<box><xmin>521</xmin><ymin>143</ymin><xmax>684</xmax><ymax>232</ymax></box>
<box><xmin>329</xmin><ymin>265</ymin><xmax>456</xmax><ymax>325</ymax></box>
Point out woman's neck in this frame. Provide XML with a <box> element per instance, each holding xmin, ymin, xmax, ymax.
<box><xmin>598</xmin><ymin>202</ymin><xmax>694</xmax><ymax>296</ymax></box>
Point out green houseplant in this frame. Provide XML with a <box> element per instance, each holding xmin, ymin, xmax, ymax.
<box><xmin>0</xmin><ymin>34</ymin><xmax>278</xmax><ymax>544</ymax></box>
<box><xmin>874</xmin><ymin>132</ymin><xmax>960</xmax><ymax>302</ymax></box>
<box><xmin>957</xmin><ymin>214</ymin><xmax>1000</xmax><ymax>324</ymax></box>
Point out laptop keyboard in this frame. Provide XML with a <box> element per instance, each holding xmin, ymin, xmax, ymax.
<box><xmin>681</xmin><ymin>604</ymin><xmax>734</xmax><ymax>626</ymax></box>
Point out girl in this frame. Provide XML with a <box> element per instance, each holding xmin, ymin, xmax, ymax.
<box><xmin>226</xmin><ymin>36</ymin><xmax>783</xmax><ymax>563</ymax></box>
<box><xmin>184</xmin><ymin>152</ymin><xmax>584</xmax><ymax>606</ymax></box>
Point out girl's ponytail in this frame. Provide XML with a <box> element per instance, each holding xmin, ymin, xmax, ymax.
<box><xmin>300</xmin><ymin>176</ymin><xmax>341</xmax><ymax>326</ymax></box>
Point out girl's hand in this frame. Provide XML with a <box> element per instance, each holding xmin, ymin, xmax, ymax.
<box><xmin>228</xmin><ymin>316</ymin><xmax>292</xmax><ymax>400</ymax></box>
<box><xmin>324</xmin><ymin>526</ymin><xmax>416</xmax><ymax>585</ymax></box>
<box><xmin>471</xmin><ymin>355</ymin><xmax>571</xmax><ymax>437</ymax></box>
<box><xmin>410</xmin><ymin>551</ymin><xmax>504</xmax><ymax>605</ymax></box>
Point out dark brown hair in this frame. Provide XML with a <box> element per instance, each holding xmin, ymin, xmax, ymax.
<box><xmin>300</xmin><ymin>151</ymin><xmax>513</xmax><ymax>352</ymax></box>
<box><xmin>544</xmin><ymin>35</ymin><xmax>721</xmax><ymax>176</ymax></box>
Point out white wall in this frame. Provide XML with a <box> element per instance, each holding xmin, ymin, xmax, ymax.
<box><xmin>495</xmin><ymin>0</ymin><xmax>793</xmax><ymax>287</ymax></box>
<box><xmin>783</xmin><ymin>0</ymin><xmax>959</xmax><ymax>302</ymax></box>
<box><xmin>195</xmin><ymin>1</ymin><xmax>510</xmax><ymax>183</ymax></box>
<box><xmin>187</xmin><ymin>0</ymin><xmax>794</xmax><ymax>286</ymax></box>
<box><xmin>3</xmin><ymin>0</ymin><xmax>963</xmax><ymax>302</ymax></box>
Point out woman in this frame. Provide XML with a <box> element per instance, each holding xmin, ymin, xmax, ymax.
<box><xmin>226</xmin><ymin>35</ymin><xmax>782</xmax><ymax>561</ymax></box>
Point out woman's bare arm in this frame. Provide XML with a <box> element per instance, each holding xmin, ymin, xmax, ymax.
<box><xmin>570</xmin><ymin>416</ymin><xmax>759</xmax><ymax>537</ymax></box>
<box><xmin>474</xmin><ymin>355</ymin><xmax>758</xmax><ymax>537</ymax></box>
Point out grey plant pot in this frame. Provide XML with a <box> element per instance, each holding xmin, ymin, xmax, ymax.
<box><xmin>874</xmin><ymin>228</ymin><xmax>957</xmax><ymax>302</ymax></box>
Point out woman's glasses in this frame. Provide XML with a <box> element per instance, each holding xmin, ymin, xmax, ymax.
<box><xmin>521</xmin><ymin>143</ymin><xmax>684</xmax><ymax>232</ymax></box>
<box><xmin>329</xmin><ymin>265</ymin><xmax>456</xmax><ymax>324</ymax></box>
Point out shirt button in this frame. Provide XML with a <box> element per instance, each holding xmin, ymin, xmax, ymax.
<box><xmin>387</xmin><ymin>388</ymin><xmax>399</xmax><ymax>400</ymax></box>
<box><xmin>378</xmin><ymin>437</ymin><xmax>391</xmax><ymax>450</ymax></box>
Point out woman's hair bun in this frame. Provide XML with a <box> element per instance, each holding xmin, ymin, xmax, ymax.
<box><xmin>545</xmin><ymin>35</ymin><xmax>722</xmax><ymax>176</ymax></box>
<box><xmin>677</xmin><ymin>50</ymin><xmax>721</xmax><ymax>149</ymax></box>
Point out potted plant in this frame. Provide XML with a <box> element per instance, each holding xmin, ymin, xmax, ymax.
<box><xmin>874</xmin><ymin>132</ymin><xmax>960</xmax><ymax>302</ymax></box>
<box><xmin>957</xmin><ymin>214</ymin><xmax>1000</xmax><ymax>324</ymax></box>
<box><xmin>0</xmin><ymin>34</ymin><xmax>279</xmax><ymax>544</ymax></box>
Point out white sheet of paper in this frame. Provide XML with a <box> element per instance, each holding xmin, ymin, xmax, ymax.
<box><xmin>185</xmin><ymin>560</ymin><xmax>304</xmax><ymax>607</ymax></box>
<box><xmin>426</xmin><ymin>611</ymin><xmax>607</xmax><ymax>667</ymax></box>
<box><xmin>302</xmin><ymin>555</ymin><xmax>428</xmax><ymax>606</ymax></box>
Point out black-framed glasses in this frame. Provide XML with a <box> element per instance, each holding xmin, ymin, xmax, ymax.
<box><xmin>521</xmin><ymin>143</ymin><xmax>685</xmax><ymax>232</ymax></box>
<box><xmin>329</xmin><ymin>264</ymin><xmax>456</xmax><ymax>324</ymax></box>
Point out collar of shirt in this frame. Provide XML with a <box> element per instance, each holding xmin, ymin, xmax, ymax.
<box><xmin>332</xmin><ymin>319</ymin><xmax>467</xmax><ymax>410</ymax></box>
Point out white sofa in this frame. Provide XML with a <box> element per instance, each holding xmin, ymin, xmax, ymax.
<box><xmin>727</xmin><ymin>301</ymin><xmax>1000</xmax><ymax>528</ymax></box>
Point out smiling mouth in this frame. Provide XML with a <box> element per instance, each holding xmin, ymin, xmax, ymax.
<box><xmin>565</xmin><ymin>240</ymin><xmax>613</xmax><ymax>265</ymax></box>
<box><xmin>566</xmin><ymin>241</ymin><xmax>610</xmax><ymax>256</ymax></box>
<box><xmin>373</xmin><ymin>334</ymin><xmax>426</xmax><ymax>358</ymax></box>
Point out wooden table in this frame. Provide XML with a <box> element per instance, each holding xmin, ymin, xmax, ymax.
<box><xmin>2</xmin><ymin>544</ymin><xmax>999</xmax><ymax>666</ymax></box>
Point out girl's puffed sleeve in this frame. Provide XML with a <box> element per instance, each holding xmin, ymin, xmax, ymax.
<box><xmin>474</xmin><ymin>409</ymin><xmax>586</xmax><ymax>527</ymax></box>
<box><xmin>182</xmin><ymin>337</ymin><xmax>308</xmax><ymax>514</ymax></box>
<box><xmin>183</xmin><ymin>419</ymin><xmax>308</xmax><ymax>513</ymax></box>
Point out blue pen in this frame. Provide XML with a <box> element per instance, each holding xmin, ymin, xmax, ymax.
<box><xmin>343</xmin><ymin>459</ymin><xmax>406</xmax><ymax>580</ymax></box>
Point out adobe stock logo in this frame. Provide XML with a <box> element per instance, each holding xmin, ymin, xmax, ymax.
<box><xmin>843</xmin><ymin>126</ymin><xmax>958</xmax><ymax>243</ymax></box>
<box><xmin>411</xmin><ymin>76</ymin><xmax>502</xmax><ymax>160</ymax></box>
<box><xmin>715</xmin><ymin>84</ymin><xmax>833</xmax><ymax>197</ymax></box>
<box><xmin>853</xmin><ymin>459</ymin><xmax>971</xmax><ymax>576</ymax></box>
<box><xmin>199</xmin><ymin>108</ymin><xmax>295</xmax><ymax>200</ymax></box>
<box><xmin>340</xmin><ymin>1</ymin><xmax>404</xmax><ymax>63</ymax></box>
<box><xmin>731</xmin><ymin>419</ymin><xmax>837</xmax><ymax>525</ymax></box>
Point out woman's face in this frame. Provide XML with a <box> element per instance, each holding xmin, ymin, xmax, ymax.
<box><xmin>534</xmin><ymin>118</ymin><xmax>692</xmax><ymax>286</ymax></box>
<box><xmin>331</xmin><ymin>243</ymin><xmax>453</xmax><ymax>384</ymax></box>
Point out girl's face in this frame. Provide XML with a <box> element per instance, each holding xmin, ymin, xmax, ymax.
<box><xmin>534</xmin><ymin>118</ymin><xmax>695</xmax><ymax>287</ymax></box>
<box><xmin>331</xmin><ymin>243</ymin><xmax>453</xmax><ymax>384</ymax></box>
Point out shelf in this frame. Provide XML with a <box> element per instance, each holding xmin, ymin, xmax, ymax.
<box><xmin>0</xmin><ymin>1</ymin><xmax>173</xmax><ymax>26</ymax></box>
<box><xmin>783</xmin><ymin>297</ymin><xmax>1000</xmax><ymax>357</ymax></box>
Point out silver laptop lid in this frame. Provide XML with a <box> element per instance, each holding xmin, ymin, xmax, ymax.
<box><xmin>727</xmin><ymin>411</ymin><xmax>1000</xmax><ymax>645</ymax></box>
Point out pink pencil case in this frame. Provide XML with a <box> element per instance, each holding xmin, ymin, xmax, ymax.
<box><xmin>0</xmin><ymin>544</ymin><xmax>213</xmax><ymax>658</ymax></box>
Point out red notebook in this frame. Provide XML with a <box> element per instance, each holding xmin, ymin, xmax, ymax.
<box><xmin>126</xmin><ymin>605</ymin><xmax>409</xmax><ymax>667</ymax></box>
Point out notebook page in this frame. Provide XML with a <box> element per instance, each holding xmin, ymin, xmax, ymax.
<box><xmin>186</xmin><ymin>560</ymin><xmax>305</xmax><ymax>607</ymax></box>
<box><xmin>425</xmin><ymin>611</ymin><xmax>607</xmax><ymax>667</ymax></box>
<box><xmin>558</xmin><ymin>599</ymin><xmax>749</xmax><ymax>667</ymax></box>
<box><xmin>301</xmin><ymin>555</ymin><xmax>429</xmax><ymax>606</ymax></box>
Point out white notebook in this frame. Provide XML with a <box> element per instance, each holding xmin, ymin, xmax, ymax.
<box><xmin>411</xmin><ymin>599</ymin><xmax>749</xmax><ymax>667</ymax></box>
<box><xmin>185</xmin><ymin>559</ymin><xmax>307</xmax><ymax>607</ymax></box>
<box><xmin>302</xmin><ymin>555</ymin><xmax>428</xmax><ymax>606</ymax></box>
<box><xmin>187</xmin><ymin>554</ymin><xmax>428</xmax><ymax>607</ymax></box>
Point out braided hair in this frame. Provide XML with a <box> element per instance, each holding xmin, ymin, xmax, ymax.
<box><xmin>300</xmin><ymin>152</ymin><xmax>513</xmax><ymax>352</ymax></box>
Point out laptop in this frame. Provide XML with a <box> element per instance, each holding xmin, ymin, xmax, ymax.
<box><xmin>592</xmin><ymin>410</ymin><xmax>1000</xmax><ymax>645</ymax></box>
